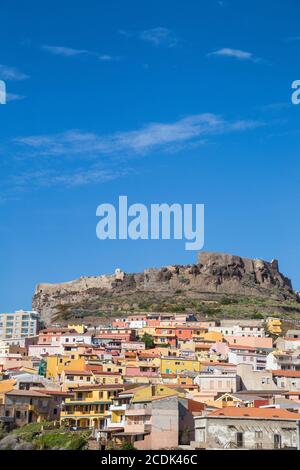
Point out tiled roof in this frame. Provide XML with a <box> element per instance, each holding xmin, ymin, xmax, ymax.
<box><xmin>6</xmin><ymin>389</ymin><xmax>52</xmax><ymax>398</ymax></box>
<box><xmin>272</xmin><ymin>370</ymin><xmax>300</xmax><ymax>377</ymax></box>
<box><xmin>208</xmin><ymin>406</ymin><xmax>300</xmax><ymax>420</ymax></box>
<box><xmin>64</xmin><ymin>370</ymin><xmax>93</xmax><ymax>376</ymax></box>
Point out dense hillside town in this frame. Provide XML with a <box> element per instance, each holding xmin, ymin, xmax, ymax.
<box><xmin>1</xmin><ymin>309</ymin><xmax>300</xmax><ymax>450</ymax></box>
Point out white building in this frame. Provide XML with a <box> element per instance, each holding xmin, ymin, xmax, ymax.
<box><xmin>0</xmin><ymin>310</ymin><xmax>40</xmax><ymax>340</ymax></box>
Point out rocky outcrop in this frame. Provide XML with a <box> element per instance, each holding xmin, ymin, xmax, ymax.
<box><xmin>32</xmin><ymin>252</ymin><xmax>296</xmax><ymax>325</ymax></box>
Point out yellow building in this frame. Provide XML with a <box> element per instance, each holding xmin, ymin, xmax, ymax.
<box><xmin>60</xmin><ymin>384</ymin><xmax>124</xmax><ymax>428</ymax></box>
<box><xmin>102</xmin><ymin>363</ymin><xmax>126</xmax><ymax>375</ymax></box>
<box><xmin>267</xmin><ymin>317</ymin><xmax>282</xmax><ymax>335</ymax></box>
<box><xmin>140</xmin><ymin>326</ymin><xmax>156</xmax><ymax>336</ymax></box>
<box><xmin>61</xmin><ymin>369</ymin><xmax>96</xmax><ymax>391</ymax></box>
<box><xmin>67</xmin><ymin>324</ymin><xmax>86</xmax><ymax>334</ymax></box>
<box><xmin>201</xmin><ymin>331</ymin><xmax>223</xmax><ymax>343</ymax></box>
<box><xmin>0</xmin><ymin>379</ymin><xmax>15</xmax><ymax>404</ymax></box>
<box><xmin>161</xmin><ymin>356</ymin><xmax>200</xmax><ymax>375</ymax></box>
<box><xmin>93</xmin><ymin>372</ymin><xmax>123</xmax><ymax>385</ymax></box>
<box><xmin>46</xmin><ymin>355</ymin><xmax>86</xmax><ymax>380</ymax></box>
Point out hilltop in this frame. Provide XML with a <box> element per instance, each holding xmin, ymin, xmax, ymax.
<box><xmin>32</xmin><ymin>252</ymin><xmax>299</xmax><ymax>325</ymax></box>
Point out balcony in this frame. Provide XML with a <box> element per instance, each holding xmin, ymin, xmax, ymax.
<box><xmin>125</xmin><ymin>423</ymin><xmax>152</xmax><ymax>433</ymax></box>
<box><xmin>106</xmin><ymin>419</ymin><xmax>127</xmax><ymax>428</ymax></box>
<box><xmin>126</xmin><ymin>407</ymin><xmax>151</xmax><ymax>416</ymax></box>
<box><xmin>61</xmin><ymin>410</ymin><xmax>109</xmax><ymax>417</ymax></box>
<box><xmin>110</xmin><ymin>404</ymin><xmax>128</xmax><ymax>411</ymax></box>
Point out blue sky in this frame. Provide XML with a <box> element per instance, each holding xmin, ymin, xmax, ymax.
<box><xmin>0</xmin><ymin>0</ymin><xmax>300</xmax><ymax>311</ymax></box>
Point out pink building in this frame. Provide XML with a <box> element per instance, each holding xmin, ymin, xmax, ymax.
<box><xmin>226</xmin><ymin>335</ymin><xmax>273</xmax><ymax>350</ymax></box>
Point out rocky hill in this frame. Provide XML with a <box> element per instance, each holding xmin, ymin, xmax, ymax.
<box><xmin>32</xmin><ymin>252</ymin><xmax>299</xmax><ymax>325</ymax></box>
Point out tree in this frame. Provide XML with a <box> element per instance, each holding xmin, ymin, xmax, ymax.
<box><xmin>141</xmin><ymin>333</ymin><xmax>154</xmax><ymax>349</ymax></box>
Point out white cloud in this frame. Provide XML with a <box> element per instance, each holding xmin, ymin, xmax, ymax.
<box><xmin>140</xmin><ymin>27</ymin><xmax>179</xmax><ymax>47</ymax></box>
<box><xmin>5</xmin><ymin>113</ymin><xmax>262</xmax><ymax>192</ymax></box>
<box><xmin>14</xmin><ymin>113</ymin><xmax>262</xmax><ymax>159</ymax></box>
<box><xmin>12</xmin><ymin>166</ymin><xmax>128</xmax><ymax>188</ymax></box>
<box><xmin>0</xmin><ymin>64</ymin><xmax>29</xmax><ymax>81</ymax></box>
<box><xmin>41</xmin><ymin>45</ymin><xmax>115</xmax><ymax>62</ymax></box>
<box><xmin>119</xmin><ymin>27</ymin><xmax>179</xmax><ymax>48</ymax></box>
<box><xmin>208</xmin><ymin>48</ymin><xmax>257</xmax><ymax>61</ymax></box>
<box><xmin>41</xmin><ymin>45</ymin><xmax>89</xmax><ymax>57</ymax></box>
<box><xmin>6</xmin><ymin>93</ymin><xmax>26</xmax><ymax>102</ymax></box>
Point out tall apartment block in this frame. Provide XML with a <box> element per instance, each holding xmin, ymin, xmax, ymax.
<box><xmin>0</xmin><ymin>310</ymin><xmax>40</xmax><ymax>340</ymax></box>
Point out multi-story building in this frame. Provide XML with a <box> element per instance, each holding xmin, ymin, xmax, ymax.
<box><xmin>1</xmin><ymin>389</ymin><xmax>56</xmax><ymax>427</ymax></box>
<box><xmin>60</xmin><ymin>384</ymin><xmax>124</xmax><ymax>429</ymax></box>
<box><xmin>194</xmin><ymin>407</ymin><xmax>299</xmax><ymax>449</ymax></box>
<box><xmin>0</xmin><ymin>310</ymin><xmax>40</xmax><ymax>340</ymax></box>
<box><xmin>266</xmin><ymin>318</ymin><xmax>282</xmax><ymax>336</ymax></box>
<box><xmin>266</xmin><ymin>351</ymin><xmax>300</xmax><ymax>371</ymax></box>
<box><xmin>228</xmin><ymin>346</ymin><xmax>268</xmax><ymax>371</ymax></box>
<box><xmin>161</xmin><ymin>356</ymin><xmax>200</xmax><ymax>375</ymax></box>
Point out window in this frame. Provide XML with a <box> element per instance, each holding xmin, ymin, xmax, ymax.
<box><xmin>236</xmin><ymin>432</ymin><xmax>244</xmax><ymax>448</ymax></box>
<box><xmin>274</xmin><ymin>434</ymin><xmax>281</xmax><ymax>449</ymax></box>
<box><xmin>255</xmin><ymin>430</ymin><xmax>263</xmax><ymax>439</ymax></box>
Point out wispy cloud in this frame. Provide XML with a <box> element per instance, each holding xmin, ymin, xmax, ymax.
<box><xmin>41</xmin><ymin>45</ymin><xmax>115</xmax><ymax>62</ymax></box>
<box><xmin>41</xmin><ymin>45</ymin><xmax>89</xmax><ymax>57</ymax></box>
<box><xmin>2</xmin><ymin>113</ymin><xmax>262</xmax><ymax>196</ymax></box>
<box><xmin>119</xmin><ymin>27</ymin><xmax>179</xmax><ymax>48</ymax></box>
<box><xmin>140</xmin><ymin>27</ymin><xmax>179</xmax><ymax>47</ymax></box>
<box><xmin>6</xmin><ymin>93</ymin><xmax>26</xmax><ymax>102</ymax></box>
<box><xmin>11</xmin><ymin>166</ymin><xmax>128</xmax><ymax>189</ymax></box>
<box><xmin>208</xmin><ymin>48</ymin><xmax>259</xmax><ymax>62</ymax></box>
<box><xmin>0</xmin><ymin>64</ymin><xmax>29</xmax><ymax>81</ymax></box>
<box><xmin>14</xmin><ymin>114</ymin><xmax>261</xmax><ymax>159</ymax></box>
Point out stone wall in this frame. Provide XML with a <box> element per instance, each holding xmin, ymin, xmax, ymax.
<box><xmin>32</xmin><ymin>252</ymin><xmax>297</xmax><ymax>325</ymax></box>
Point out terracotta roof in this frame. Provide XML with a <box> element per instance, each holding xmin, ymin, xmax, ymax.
<box><xmin>64</xmin><ymin>370</ymin><xmax>93</xmax><ymax>376</ymax></box>
<box><xmin>85</xmin><ymin>364</ymin><xmax>103</xmax><ymax>371</ymax></box>
<box><xmin>282</xmin><ymin>337</ymin><xmax>300</xmax><ymax>341</ymax></box>
<box><xmin>138</xmin><ymin>353</ymin><xmax>161</xmax><ymax>358</ymax></box>
<box><xmin>272</xmin><ymin>370</ymin><xmax>300</xmax><ymax>378</ymax></box>
<box><xmin>6</xmin><ymin>389</ymin><xmax>52</xmax><ymax>398</ymax></box>
<box><xmin>32</xmin><ymin>389</ymin><xmax>72</xmax><ymax>397</ymax></box>
<box><xmin>200</xmin><ymin>361</ymin><xmax>236</xmax><ymax>367</ymax></box>
<box><xmin>72</xmin><ymin>384</ymin><xmax>124</xmax><ymax>391</ymax></box>
<box><xmin>94</xmin><ymin>371</ymin><xmax>120</xmax><ymax>376</ymax></box>
<box><xmin>40</xmin><ymin>328</ymin><xmax>73</xmax><ymax>334</ymax></box>
<box><xmin>209</xmin><ymin>406</ymin><xmax>300</xmax><ymax>420</ymax></box>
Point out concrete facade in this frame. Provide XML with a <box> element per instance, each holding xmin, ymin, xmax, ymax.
<box><xmin>194</xmin><ymin>414</ymin><xmax>298</xmax><ymax>449</ymax></box>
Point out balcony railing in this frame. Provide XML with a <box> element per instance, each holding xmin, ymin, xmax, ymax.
<box><xmin>110</xmin><ymin>404</ymin><xmax>128</xmax><ymax>411</ymax></box>
<box><xmin>126</xmin><ymin>407</ymin><xmax>151</xmax><ymax>416</ymax></box>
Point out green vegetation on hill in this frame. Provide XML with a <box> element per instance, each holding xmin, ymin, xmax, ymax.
<box><xmin>0</xmin><ymin>422</ymin><xmax>90</xmax><ymax>450</ymax></box>
<box><xmin>51</xmin><ymin>291</ymin><xmax>300</xmax><ymax>325</ymax></box>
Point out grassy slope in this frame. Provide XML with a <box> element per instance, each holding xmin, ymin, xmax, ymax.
<box><xmin>51</xmin><ymin>291</ymin><xmax>300</xmax><ymax>324</ymax></box>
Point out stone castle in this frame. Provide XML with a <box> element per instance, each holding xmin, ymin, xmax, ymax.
<box><xmin>32</xmin><ymin>252</ymin><xmax>296</xmax><ymax>325</ymax></box>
